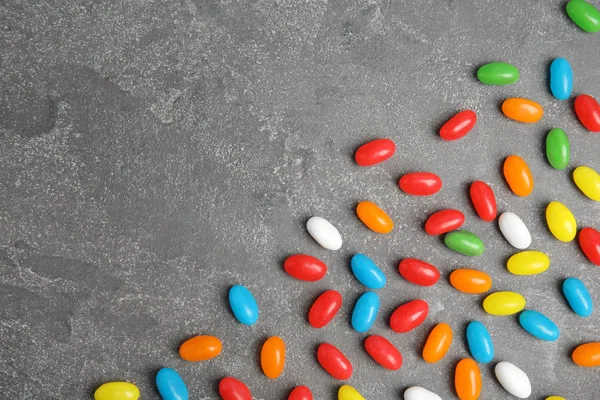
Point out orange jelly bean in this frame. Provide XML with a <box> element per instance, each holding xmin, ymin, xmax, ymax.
<box><xmin>501</xmin><ymin>98</ymin><xmax>544</xmax><ymax>123</ymax></box>
<box><xmin>261</xmin><ymin>336</ymin><xmax>286</xmax><ymax>378</ymax></box>
<box><xmin>422</xmin><ymin>323</ymin><xmax>453</xmax><ymax>363</ymax></box>
<box><xmin>356</xmin><ymin>201</ymin><xmax>393</xmax><ymax>234</ymax></box>
<box><xmin>455</xmin><ymin>358</ymin><xmax>482</xmax><ymax>400</ymax></box>
<box><xmin>449</xmin><ymin>269</ymin><xmax>492</xmax><ymax>294</ymax></box>
<box><xmin>503</xmin><ymin>155</ymin><xmax>534</xmax><ymax>196</ymax></box>
<box><xmin>179</xmin><ymin>335</ymin><xmax>222</xmax><ymax>361</ymax></box>
<box><xmin>572</xmin><ymin>342</ymin><xmax>600</xmax><ymax>367</ymax></box>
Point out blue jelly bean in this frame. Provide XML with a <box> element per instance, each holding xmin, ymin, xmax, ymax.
<box><xmin>518</xmin><ymin>310</ymin><xmax>559</xmax><ymax>341</ymax></box>
<box><xmin>549</xmin><ymin>58</ymin><xmax>573</xmax><ymax>101</ymax></box>
<box><xmin>466</xmin><ymin>321</ymin><xmax>494</xmax><ymax>363</ymax></box>
<box><xmin>229</xmin><ymin>285</ymin><xmax>259</xmax><ymax>325</ymax></box>
<box><xmin>563</xmin><ymin>277</ymin><xmax>593</xmax><ymax>317</ymax></box>
<box><xmin>156</xmin><ymin>368</ymin><xmax>188</xmax><ymax>400</ymax></box>
<box><xmin>350</xmin><ymin>253</ymin><xmax>386</xmax><ymax>289</ymax></box>
<box><xmin>351</xmin><ymin>292</ymin><xmax>380</xmax><ymax>333</ymax></box>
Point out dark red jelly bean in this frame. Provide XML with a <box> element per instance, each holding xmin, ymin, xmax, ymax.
<box><xmin>288</xmin><ymin>386</ymin><xmax>313</xmax><ymax>400</ymax></box>
<box><xmin>439</xmin><ymin>110</ymin><xmax>477</xmax><ymax>141</ymax></box>
<box><xmin>398</xmin><ymin>258</ymin><xmax>440</xmax><ymax>286</ymax></box>
<box><xmin>470</xmin><ymin>181</ymin><xmax>497</xmax><ymax>221</ymax></box>
<box><xmin>398</xmin><ymin>172</ymin><xmax>442</xmax><ymax>196</ymax></box>
<box><xmin>355</xmin><ymin>139</ymin><xmax>396</xmax><ymax>166</ymax></box>
<box><xmin>284</xmin><ymin>254</ymin><xmax>327</xmax><ymax>281</ymax></box>
<box><xmin>424</xmin><ymin>209</ymin><xmax>465</xmax><ymax>235</ymax></box>
<box><xmin>219</xmin><ymin>377</ymin><xmax>252</xmax><ymax>400</ymax></box>
<box><xmin>308</xmin><ymin>290</ymin><xmax>342</xmax><ymax>328</ymax></box>
<box><xmin>580</xmin><ymin>227</ymin><xmax>600</xmax><ymax>266</ymax></box>
<box><xmin>574</xmin><ymin>94</ymin><xmax>600</xmax><ymax>132</ymax></box>
<box><xmin>364</xmin><ymin>335</ymin><xmax>403</xmax><ymax>370</ymax></box>
<box><xmin>390</xmin><ymin>299</ymin><xmax>429</xmax><ymax>333</ymax></box>
<box><xmin>317</xmin><ymin>343</ymin><xmax>353</xmax><ymax>380</ymax></box>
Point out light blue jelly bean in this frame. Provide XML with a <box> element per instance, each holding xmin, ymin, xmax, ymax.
<box><xmin>466</xmin><ymin>321</ymin><xmax>494</xmax><ymax>363</ymax></box>
<box><xmin>156</xmin><ymin>368</ymin><xmax>188</xmax><ymax>400</ymax></box>
<box><xmin>563</xmin><ymin>277</ymin><xmax>593</xmax><ymax>317</ymax></box>
<box><xmin>229</xmin><ymin>285</ymin><xmax>259</xmax><ymax>325</ymax></box>
<box><xmin>350</xmin><ymin>253</ymin><xmax>386</xmax><ymax>289</ymax></box>
<box><xmin>550</xmin><ymin>58</ymin><xmax>573</xmax><ymax>100</ymax></box>
<box><xmin>351</xmin><ymin>292</ymin><xmax>380</xmax><ymax>333</ymax></box>
<box><xmin>518</xmin><ymin>310</ymin><xmax>559</xmax><ymax>341</ymax></box>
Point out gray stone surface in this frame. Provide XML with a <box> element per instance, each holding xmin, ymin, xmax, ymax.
<box><xmin>1</xmin><ymin>0</ymin><xmax>600</xmax><ymax>399</ymax></box>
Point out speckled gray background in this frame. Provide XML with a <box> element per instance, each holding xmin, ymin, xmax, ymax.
<box><xmin>1</xmin><ymin>0</ymin><xmax>600</xmax><ymax>399</ymax></box>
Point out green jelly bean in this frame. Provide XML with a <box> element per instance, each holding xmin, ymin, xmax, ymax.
<box><xmin>444</xmin><ymin>231</ymin><xmax>485</xmax><ymax>256</ymax></box>
<box><xmin>546</xmin><ymin>128</ymin><xmax>570</xmax><ymax>170</ymax></box>
<box><xmin>566</xmin><ymin>0</ymin><xmax>600</xmax><ymax>33</ymax></box>
<box><xmin>477</xmin><ymin>63</ymin><xmax>520</xmax><ymax>85</ymax></box>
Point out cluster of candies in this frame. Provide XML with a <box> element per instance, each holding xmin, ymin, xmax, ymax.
<box><xmin>92</xmin><ymin>1</ymin><xmax>600</xmax><ymax>399</ymax></box>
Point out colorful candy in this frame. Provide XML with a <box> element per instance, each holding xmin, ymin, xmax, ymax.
<box><xmin>573</xmin><ymin>166</ymin><xmax>600</xmax><ymax>201</ymax></box>
<box><xmin>504</xmin><ymin>155</ymin><xmax>534</xmax><ymax>196</ymax></box>
<box><xmin>422</xmin><ymin>322</ymin><xmax>453</xmax><ymax>363</ymax></box>
<box><xmin>477</xmin><ymin>62</ymin><xmax>520</xmax><ymax>85</ymax></box>
<box><xmin>466</xmin><ymin>321</ymin><xmax>494</xmax><ymax>363</ymax></box>
<box><xmin>306</xmin><ymin>216</ymin><xmax>342</xmax><ymax>250</ymax></box>
<box><xmin>498</xmin><ymin>211</ymin><xmax>531</xmax><ymax>249</ymax></box>
<box><xmin>469</xmin><ymin>181</ymin><xmax>497</xmax><ymax>221</ymax></box>
<box><xmin>355</xmin><ymin>138</ymin><xmax>396</xmax><ymax>166</ymax></box>
<box><xmin>549</xmin><ymin>58</ymin><xmax>573</xmax><ymax>100</ymax></box>
<box><xmin>228</xmin><ymin>285</ymin><xmax>259</xmax><ymax>325</ymax></box>
<box><xmin>546</xmin><ymin>201</ymin><xmax>577</xmax><ymax>242</ymax></box>
<box><xmin>572</xmin><ymin>342</ymin><xmax>600</xmax><ymax>366</ymax></box>
<box><xmin>179</xmin><ymin>335</ymin><xmax>222</xmax><ymax>361</ymax></box>
<box><xmin>563</xmin><ymin>277</ymin><xmax>593</xmax><ymax>317</ymax></box>
<box><xmin>579</xmin><ymin>227</ymin><xmax>600</xmax><ymax>265</ymax></box>
<box><xmin>518</xmin><ymin>310</ymin><xmax>559</xmax><ymax>341</ymax></box>
<box><xmin>439</xmin><ymin>110</ymin><xmax>477</xmax><ymax>141</ymax></box>
<box><xmin>261</xmin><ymin>336</ymin><xmax>285</xmax><ymax>379</ymax></box>
<box><xmin>424</xmin><ymin>209</ymin><xmax>465</xmax><ymax>235</ymax></box>
<box><xmin>351</xmin><ymin>253</ymin><xmax>386</xmax><ymax>289</ymax></box>
<box><xmin>495</xmin><ymin>361</ymin><xmax>532</xmax><ymax>398</ymax></box>
<box><xmin>507</xmin><ymin>251</ymin><xmax>550</xmax><ymax>275</ymax></box>
<box><xmin>546</xmin><ymin>397</ymin><xmax>566</xmax><ymax>400</ymax></box>
<box><xmin>483</xmin><ymin>291</ymin><xmax>526</xmax><ymax>315</ymax></box>
<box><xmin>288</xmin><ymin>386</ymin><xmax>313</xmax><ymax>400</ymax></box>
<box><xmin>390</xmin><ymin>299</ymin><xmax>429</xmax><ymax>333</ymax></box>
<box><xmin>566</xmin><ymin>0</ymin><xmax>600</xmax><ymax>32</ymax></box>
<box><xmin>404</xmin><ymin>386</ymin><xmax>442</xmax><ymax>400</ymax></box>
<box><xmin>219</xmin><ymin>377</ymin><xmax>252</xmax><ymax>400</ymax></box>
<box><xmin>449</xmin><ymin>269</ymin><xmax>492</xmax><ymax>294</ymax></box>
<box><xmin>398</xmin><ymin>258</ymin><xmax>441</xmax><ymax>286</ymax></box>
<box><xmin>156</xmin><ymin>368</ymin><xmax>188</xmax><ymax>400</ymax></box>
<box><xmin>398</xmin><ymin>172</ymin><xmax>442</xmax><ymax>196</ymax></box>
<box><xmin>356</xmin><ymin>201</ymin><xmax>393</xmax><ymax>233</ymax></box>
<box><xmin>94</xmin><ymin>382</ymin><xmax>140</xmax><ymax>400</ymax></box>
<box><xmin>351</xmin><ymin>292</ymin><xmax>380</xmax><ymax>333</ymax></box>
<box><xmin>338</xmin><ymin>385</ymin><xmax>365</xmax><ymax>400</ymax></box>
<box><xmin>364</xmin><ymin>335</ymin><xmax>403</xmax><ymax>370</ymax></box>
<box><xmin>308</xmin><ymin>290</ymin><xmax>342</xmax><ymax>328</ymax></box>
<box><xmin>502</xmin><ymin>98</ymin><xmax>544</xmax><ymax>123</ymax></box>
<box><xmin>317</xmin><ymin>343</ymin><xmax>353</xmax><ymax>380</ymax></box>
<box><xmin>284</xmin><ymin>254</ymin><xmax>327</xmax><ymax>281</ymax></box>
<box><xmin>444</xmin><ymin>230</ymin><xmax>485</xmax><ymax>256</ymax></box>
<box><xmin>546</xmin><ymin>128</ymin><xmax>570</xmax><ymax>170</ymax></box>
<box><xmin>574</xmin><ymin>94</ymin><xmax>600</xmax><ymax>131</ymax></box>
<box><xmin>454</xmin><ymin>358</ymin><xmax>481</xmax><ymax>400</ymax></box>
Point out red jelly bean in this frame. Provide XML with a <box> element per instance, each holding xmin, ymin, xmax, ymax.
<box><xmin>390</xmin><ymin>299</ymin><xmax>429</xmax><ymax>333</ymax></box>
<box><xmin>398</xmin><ymin>172</ymin><xmax>442</xmax><ymax>196</ymax></box>
<box><xmin>288</xmin><ymin>386</ymin><xmax>313</xmax><ymax>400</ymax></box>
<box><xmin>355</xmin><ymin>139</ymin><xmax>396</xmax><ymax>166</ymax></box>
<box><xmin>284</xmin><ymin>254</ymin><xmax>327</xmax><ymax>281</ymax></box>
<box><xmin>439</xmin><ymin>110</ymin><xmax>477</xmax><ymax>141</ymax></box>
<box><xmin>580</xmin><ymin>227</ymin><xmax>600</xmax><ymax>266</ymax></box>
<box><xmin>398</xmin><ymin>258</ymin><xmax>441</xmax><ymax>286</ymax></box>
<box><xmin>364</xmin><ymin>335</ymin><xmax>403</xmax><ymax>370</ymax></box>
<box><xmin>425</xmin><ymin>209</ymin><xmax>465</xmax><ymax>235</ymax></box>
<box><xmin>219</xmin><ymin>377</ymin><xmax>252</xmax><ymax>400</ymax></box>
<box><xmin>317</xmin><ymin>343</ymin><xmax>352</xmax><ymax>380</ymax></box>
<box><xmin>574</xmin><ymin>94</ymin><xmax>600</xmax><ymax>132</ymax></box>
<box><xmin>308</xmin><ymin>290</ymin><xmax>342</xmax><ymax>328</ymax></box>
<box><xmin>469</xmin><ymin>181</ymin><xmax>497</xmax><ymax>221</ymax></box>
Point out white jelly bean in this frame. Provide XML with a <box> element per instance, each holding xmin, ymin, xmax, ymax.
<box><xmin>404</xmin><ymin>386</ymin><xmax>442</xmax><ymax>400</ymax></box>
<box><xmin>495</xmin><ymin>361</ymin><xmax>532</xmax><ymax>399</ymax></box>
<box><xmin>306</xmin><ymin>216</ymin><xmax>342</xmax><ymax>250</ymax></box>
<box><xmin>498</xmin><ymin>212</ymin><xmax>531</xmax><ymax>249</ymax></box>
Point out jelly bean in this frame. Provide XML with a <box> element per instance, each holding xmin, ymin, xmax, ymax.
<box><xmin>546</xmin><ymin>397</ymin><xmax>566</xmax><ymax>400</ymax></box>
<box><xmin>566</xmin><ymin>0</ymin><xmax>600</xmax><ymax>32</ymax></box>
<box><xmin>439</xmin><ymin>110</ymin><xmax>477</xmax><ymax>141</ymax></box>
<box><xmin>477</xmin><ymin>62</ymin><xmax>520</xmax><ymax>85</ymax></box>
<box><xmin>261</xmin><ymin>336</ymin><xmax>285</xmax><ymax>379</ymax></box>
<box><xmin>507</xmin><ymin>251</ymin><xmax>550</xmax><ymax>275</ymax></box>
<box><xmin>466</xmin><ymin>321</ymin><xmax>494</xmax><ymax>363</ymax></box>
<box><xmin>563</xmin><ymin>277</ymin><xmax>593</xmax><ymax>317</ymax></box>
<box><xmin>351</xmin><ymin>292</ymin><xmax>380</xmax><ymax>333</ymax></box>
<box><xmin>444</xmin><ymin>230</ymin><xmax>485</xmax><ymax>256</ymax></box>
<box><xmin>317</xmin><ymin>343</ymin><xmax>352</xmax><ymax>380</ymax></box>
<box><xmin>404</xmin><ymin>386</ymin><xmax>442</xmax><ymax>400</ymax></box>
<box><xmin>355</xmin><ymin>138</ymin><xmax>395</xmax><ymax>166</ymax></box>
<box><xmin>546</xmin><ymin>128</ymin><xmax>570</xmax><ymax>170</ymax></box>
<box><xmin>228</xmin><ymin>285</ymin><xmax>259</xmax><ymax>325</ymax></box>
<box><xmin>398</xmin><ymin>258</ymin><xmax>441</xmax><ymax>286</ymax></box>
<box><xmin>503</xmin><ymin>155</ymin><xmax>534</xmax><ymax>196</ymax></box>
<box><xmin>469</xmin><ymin>180</ymin><xmax>497</xmax><ymax>221</ymax></box>
<box><xmin>156</xmin><ymin>368</ymin><xmax>188</xmax><ymax>400</ymax></box>
<box><xmin>502</xmin><ymin>98</ymin><xmax>544</xmax><ymax>123</ymax></box>
<box><xmin>572</xmin><ymin>342</ymin><xmax>600</xmax><ymax>366</ymax></box>
<box><xmin>574</xmin><ymin>94</ymin><xmax>600</xmax><ymax>131</ymax></box>
<box><xmin>549</xmin><ymin>58</ymin><xmax>573</xmax><ymax>100</ymax></box>
<box><xmin>338</xmin><ymin>385</ymin><xmax>365</xmax><ymax>400</ymax></box>
<box><xmin>449</xmin><ymin>269</ymin><xmax>492</xmax><ymax>294</ymax></box>
<box><xmin>455</xmin><ymin>358</ymin><xmax>481</xmax><ymax>400</ymax></box>
<box><xmin>546</xmin><ymin>201</ymin><xmax>577</xmax><ymax>242</ymax></box>
<box><xmin>390</xmin><ymin>299</ymin><xmax>429</xmax><ymax>333</ymax></box>
<box><xmin>94</xmin><ymin>382</ymin><xmax>140</xmax><ymax>400</ymax></box>
<box><xmin>483</xmin><ymin>292</ymin><xmax>526</xmax><ymax>316</ymax></box>
<box><xmin>179</xmin><ymin>335</ymin><xmax>222</xmax><ymax>361</ymax></box>
<box><xmin>219</xmin><ymin>377</ymin><xmax>252</xmax><ymax>400</ymax></box>
<box><xmin>579</xmin><ymin>227</ymin><xmax>600</xmax><ymax>265</ymax></box>
<box><xmin>498</xmin><ymin>211</ymin><xmax>531</xmax><ymax>249</ymax></box>
<box><xmin>284</xmin><ymin>254</ymin><xmax>327</xmax><ymax>281</ymax></box>
<box><xmin>288</xmin><ymin>386</ymin><xmax>313</xmax><ymax>400</ymax></box>
<box><xmin>364</xmin><ymin>335</ymin><xmax>403</xmax><ymax>370</ymax></box>
<box><xmin>422</xmin><ymin>322</ymin><xmax>453</xmax><ymax>363</ymax></box>
<box><xmin>306</xmin><ymin>216</ymin><xmax>342</xmax><ymax>250</ymax></box>
<box><xmin>495</xmin><ymin>361</ymin><xmax>532</xmax><ymax>399</ymax></box>
<box><xmin>424</xmin><ymin>209</ymin><xmax>465</xmax><ymax>235</ymax></box>
<box><xmin>350</xmin><ymin>253</ymin><xmax>386</xmax><ymax>289</ymax></box>
<box><xmin>518</xmin><ymin>310</ymin><xmax>559</xmax><ymax>341</ymax></box>
<box><xmin>398</xmin><ymin>172</ymin><xmax>442</xmax><ymax>196</ymax></box>
<box><xmin>308</xmin><ymin>290</ymin><xmax>342</xmax><ymax>328</ymax></box>
<box><xmin>573</xmin><ymin>166</ymin><xmax>600</xmax><ymax>201</ymax></box>
<box><xmin>356</xmin><ymin>201</ymin><xmax>393</xmax><ymax>234</ymax></box>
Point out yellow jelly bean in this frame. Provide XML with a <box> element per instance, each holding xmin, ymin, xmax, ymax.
<box><xmin>546</xmin><ymin>397</ymin><xmax>566</xmax><ymax>400</ymax></box>
<box><xmin>338</xmin><ymin>385</ymin><xmax>365</xmax><ymax>400</ymax></box>
<box><xmin>573</xmin><ymin>166</ymin><xmax>600</xmax><ymax>201</ymax></box>
<box><xmin>546</xmin><ymin>201</ymin><xmax>577</xmax><ymax>242</ymax></box>
<box><xmin>483</xmin><ymin>291</ymin><xmax>526</xmax><ymax>316</ymax></box>
<box><xmin>94</xmin><ymin>382</ymin><xmax>140</xmax><ymax>400</ymax></box>
<box><xmin>507</xmin><ymin>251</ymin><xmax>550</xmax><ymax>275</ymax></box>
